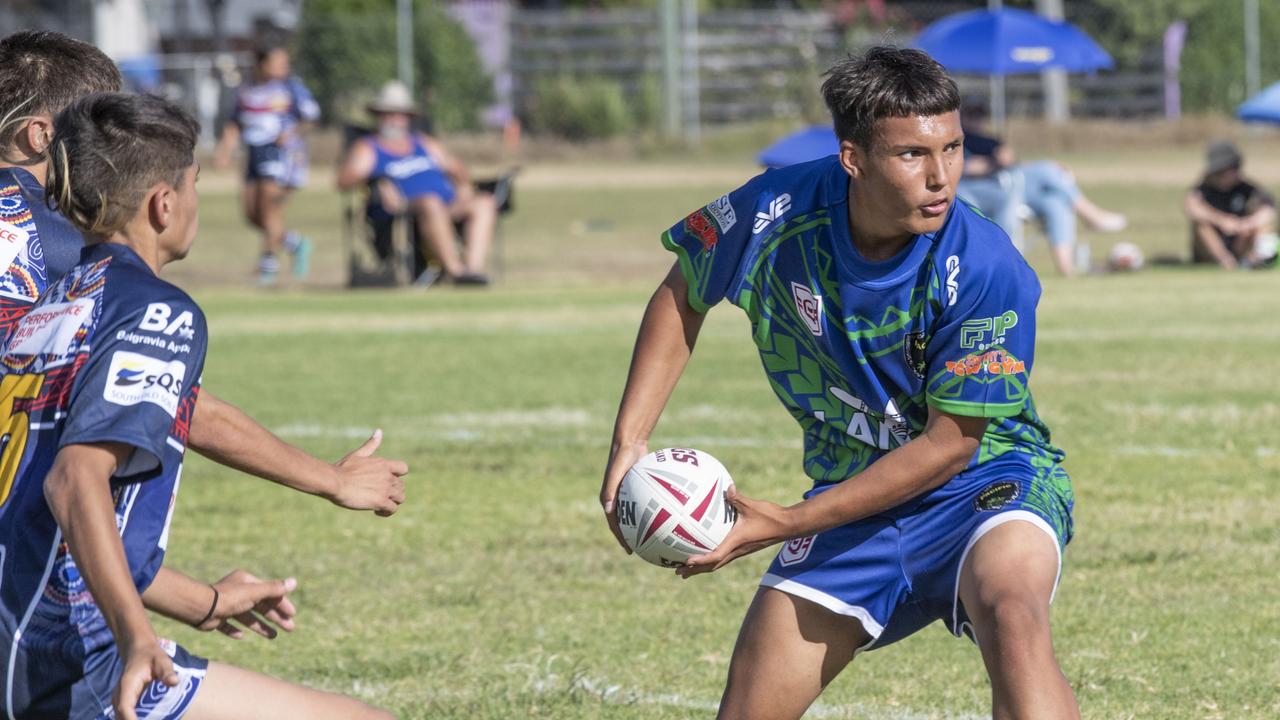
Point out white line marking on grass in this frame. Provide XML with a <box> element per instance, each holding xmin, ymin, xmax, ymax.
<box><xmin>538</xmin><ymin>670</ymin><xmax>983</xmax><ymax>719</ymax></box>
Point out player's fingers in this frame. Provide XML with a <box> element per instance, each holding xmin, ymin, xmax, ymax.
<box><xmin>216</xmin><ymin>621</ymin><xmax>243</xmax><ymax>639</ymax></box>
<box><xmin>350</xmin><ymin>429</ymin><xmax>383</xmax><ymax>458</ymax></box>
<box><xmin>243</xmin><ymin>577</ymin><xmax>295</xmax><ymax>607</ymax></box>
<box><xmin>605</xmin><ymin>508</ymin><xmax>631</xmax><ymax>554</ymax></box>
<box><xmin>155</xmin><ymin>655</ymin><xmax>179</xmax><ymax>687</ymax></box>
<box><xmin>388</xmin><ymin>479</ymin><xmax>406</xmax><ymax>504</ymax></box>
<box><xmin>387</xmin><ymin>459</ymin><xmax>410</xmax><ymax>476</ymax></box>
<box><xmin>234</xmin><ymin>611</ymin><xmax>277</xmax><ymax>639</ymax></box>
<box><xmin>259</xmin><ymin>606</ymin><xmax>296</xmax><ymax>632</ymax></box>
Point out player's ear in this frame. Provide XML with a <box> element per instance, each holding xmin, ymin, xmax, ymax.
<box><xmin>838</xmin><ymin>139</ymin><xmax>864</xmax><ymax>180</ymax></box>
<box><xmin>147</xmin><ymin>182</ymin><xmax>175</xmax><ymax>234</ymax></box>
<box><xmin>22</xmin><ymin>115</ymin><xmax>54</xmax><ymax>156</ymax></box>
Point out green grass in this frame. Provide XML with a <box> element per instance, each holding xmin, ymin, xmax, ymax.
<box><xmin>149</xmin><ymin>150</ymin><xmax>1280</xmax><ymax>718</ymax></box>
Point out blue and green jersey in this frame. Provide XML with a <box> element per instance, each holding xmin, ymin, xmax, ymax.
<box><xmin>663</xmin><ymin>155</ymin><xmax>1063</xmax><ymax>486</ymax></box>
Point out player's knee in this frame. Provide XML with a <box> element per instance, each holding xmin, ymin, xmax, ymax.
<box><xmin>982</xmin><ymin>592</ymin><xmax>1050</xmax><ymax>641</ymax></box>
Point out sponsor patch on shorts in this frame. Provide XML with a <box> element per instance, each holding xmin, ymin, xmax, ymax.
<box><xmin>973</xmin><ymin>481</ymin><xmax>1021</xmax><ymax>512</ymax></box>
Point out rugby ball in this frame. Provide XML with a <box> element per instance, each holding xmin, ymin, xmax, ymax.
<box><xmin>616</xmin><ymin>448</ymin><xmax>736</xmax><ymax>567</ymax></box>
<box><xmin>1106</xmin><ymin>241</ymin><xmax>1144</xmax><ymax>272</ymax></box>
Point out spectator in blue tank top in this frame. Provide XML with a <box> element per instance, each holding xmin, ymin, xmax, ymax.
<box><xmin>338</xmin><ymin>81</ymin><xmax>495</xmax><ymax>285</ymax></box>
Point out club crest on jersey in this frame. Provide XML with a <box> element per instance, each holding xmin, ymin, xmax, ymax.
<box><xmin>139</xmin><ymin>302</ymin><xmax>196</xmax><ymax>340</ymax></box>
<box><xmin>684</xmin><ymin>208</ymin><xmax>720</xmax><ymax>250</ymax></box>
<box><xmin>779</xmin><ymin>535</ymin><xmax>816</xmax><ymax>566</ymax></box>
<box><xmin>753</xmin><ymin>193</ymin><xmax>791</xmax><ymax>235</ymax></box>
<box><xmin>790</xmin><ymin>282</ymin><xmax>823</xmax><ymax>336</ymax></box>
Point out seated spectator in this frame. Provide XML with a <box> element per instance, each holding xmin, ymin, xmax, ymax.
<box><xmin>958</xmin><ymin>100</ymin><xmax>1127</xmax><ymax>276</ymax></box>
<box><xmin>337</xmin><ymin>81</ymin><xmax>495</xmax><ymax>285</ymax></box>
<box><xmin>1184</xmin><ymin>140</ymin><xmax>1278</xmax><ymax>269</ymax></box>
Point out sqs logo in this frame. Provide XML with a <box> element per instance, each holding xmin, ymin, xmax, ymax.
<box><xmin>103</xmin><ymin>350</ymin><xmax>187</xmax><ymax>417</ymax></box>
<box><xmin>779</xmin><ymin>535</ymin><xmax>816</xmax><ymax>566</ymax></box>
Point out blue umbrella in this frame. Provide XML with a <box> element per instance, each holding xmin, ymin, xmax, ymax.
<box><xmin>758</xmin><ymin>126</ymin><xmax>838</xmax><ymax>168</ymax></box>
<box><xmin>1238</xmin><ymin>81</ymin><xmax>1280</xmax><ymax>123</ymax></box>
<box><xmin>915</xmin><ymin>8</ymin><xmax>1113</xmax><ymax>75</ymax></box>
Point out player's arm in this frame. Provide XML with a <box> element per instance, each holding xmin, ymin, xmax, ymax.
<box><xmin>43</xmin><ymin>442</ymin><xmax>179</xmax><ymax>720</ymax></box>
<box><xmin>335</xmin><ymin>139</ymin><xmax>377</xmax><ymax>191</ymax></box>
<box><xmin>188</xmin><ymin>390</ymin><xmax>408</xmax><ymax>515</ymax></box>
<box><xmin>600</xmin><ymin>262</ymin><xmax>707</xmax><ymax>551</ymax></box>
<box><xmin>142</xmin><ymin>566</ymin><xmax>298</xmax><ymax>639</ymax></box>
<box><xmin>678</xmin><ymin>408</ymin><xmax>985</xmax><ymax>576</ymax></box>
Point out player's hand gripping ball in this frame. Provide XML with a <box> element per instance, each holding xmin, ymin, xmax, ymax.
<box><xmin>616</xmin><ymin>448</ymin><xmax>737</xmax><ymax>567</ymax></box>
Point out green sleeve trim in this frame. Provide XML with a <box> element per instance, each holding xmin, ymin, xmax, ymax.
<box><xmin>660</xmin><ymin>229</ymin><xmax>712</xmax><ymax>314</ymax></box>
<box><xmin>927</xmin><ymin>396</ymin><xmax>1023</xmax><ymax>418</ymax></box>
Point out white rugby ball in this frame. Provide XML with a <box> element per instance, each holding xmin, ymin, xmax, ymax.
<box><xmin>616</xmin><ymin>448</ymin><xmax>736</xmax><ymax>567</ymax></box>
<box><xmin>1107</xmin><ymin>241</ymin><xmax>1144</xmax><ymax>272</ymax></box>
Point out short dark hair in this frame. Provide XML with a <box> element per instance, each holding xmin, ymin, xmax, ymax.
<box><xmin>0</xmin><ymin>31</ymin><xmax>123</xmax><ymax>155</ymax></box>
<box><xmin>821</xmin><ymin>46</ymin><xmax>961</xmax><ymax>148</ymax></box>
<box><xmin>46</xmin><ymin>93</ymin><xmax>199</xmax><ymax>237</ymax></box>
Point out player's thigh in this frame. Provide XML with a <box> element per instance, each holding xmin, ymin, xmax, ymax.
<box><xmin>957</xmin><ymin>518</ymin><xmax>1059</xmax><ymax>639</ymax></box>
<box><xmin>183</xmin><ymin>661</ymin><xmax>394</xmax><ymax>720</ymax></box>
<box><xmin>720</xmin><ymin>586</ymin><xmax>870</xmax><ymax>720</ymax></box>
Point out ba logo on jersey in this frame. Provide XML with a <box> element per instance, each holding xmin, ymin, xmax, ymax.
<box><xmin>139</xmin><ymin>302</ymin><xmax>196</xmax><ymax>340</ymax></box>
<box><xmin>753</xmin><ymin>193</ymin><xmax>792</xmax><ymax>235</ymax></box>
<box><xmin>790</xmin><ymin>282</ymin><xmax>823</xmax><ymax>336</ymax></box>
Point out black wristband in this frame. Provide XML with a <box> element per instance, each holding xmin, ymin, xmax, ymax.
<box><xmin>195</xmin><ymin>585</ymin><xmax>219</xmax><ymax>628</ymax></box>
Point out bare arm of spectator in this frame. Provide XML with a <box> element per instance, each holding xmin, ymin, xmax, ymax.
<box><xmin>336</xmin><ymin>139</ymin><xmax>377</xmax><ymax>192</ymax></box>
<box><xmin>1184</xmin><ymin>190</ymin><xmax>1244</xmax><ymax>235</ymax></box>
<box><xmin>422</xmin><ymin>134</ymin><xmax>471</xmax><ymax>190</ymax></box>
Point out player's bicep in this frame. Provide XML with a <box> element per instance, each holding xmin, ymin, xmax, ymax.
<box><xmin>924</xmin><ymin>267</ymin><xmax>1037</xmax><ymax>418</ymax></box>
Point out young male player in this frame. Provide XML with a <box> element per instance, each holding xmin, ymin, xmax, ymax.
<box><xmin>600</xmin><ymin>47</ymin><xmax>1077</xmax><ymax>719</ymax></box>
<box><xmin>1</xmin><ymin>92</ymin><xmax>392</xmax><ymax>720</ymax></box>
<box><xmin>0</xmin><ymin>30</ymin><xmax>406</xmax><ymax>521</ymax></box>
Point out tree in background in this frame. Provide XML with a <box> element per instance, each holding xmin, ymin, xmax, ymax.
<box><xmin>295</xmin><ymin>0</ymin><xmax>492</xmax><ymax>132</ymax></box>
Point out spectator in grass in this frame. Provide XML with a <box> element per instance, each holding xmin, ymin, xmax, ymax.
<box><xmin>958</xmin><ymin>98</ymin><xmax>1127</xmax><ymax>276</ymax></box>
<box><xmin>338</xmin><ymin>81</ymin><xmax>495</xmax><ymax>286</ymax></box>
<box><xmin>1184</xmin><ymin>140</ymin><xmax>1278</xmax><ymax>269</ymax></box>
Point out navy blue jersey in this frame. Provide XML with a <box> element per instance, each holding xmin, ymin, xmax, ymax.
<box><xmin>0</xmin><ymin>167</ymin><xmax>84</xmax><ymax>344</ymax></box>
<box><xmin>663</xmin><ymin>155</ymin><xmax>1062</xmax><ymax>487</ymax></box>
<box><xmin>0</xmin><ymin>243</ymin><xmax>206</xmax><ymax>711</ymax></box>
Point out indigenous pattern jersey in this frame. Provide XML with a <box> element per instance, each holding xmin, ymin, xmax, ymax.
<box><xmin>231</xmin><ymin>77</ymin><xmax>320</xmax><ymax>147</ymax></box>
<box><xmin>0</xmin><ymin>243</ymin><xmax>207</xmax><ymax>700</ymax></box>
<box><xmin>663</xmin><ymin>155</ymin><xmax>1062</xmax><ymax>486</ymax></box>
<box><xmin>0</xmin><ymin>167</ymin><xmax>87</xmax><ymax>347</ymax></box>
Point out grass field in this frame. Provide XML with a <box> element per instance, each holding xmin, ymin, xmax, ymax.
<box><xmin>151</xmin><ymin>142</ymin><xmax>1279</xmax><ymax>718</ymax></box>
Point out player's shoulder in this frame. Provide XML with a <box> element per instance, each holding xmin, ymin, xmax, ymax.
<box><xmin>95</xmin><ymin>250</ymin><xmax>206</xmax><ymax>330</ymax></box>
<box><xmin>930</xmin><ymin>200</ymin><xmax>1038</xmax><ymax>293</ymax></box>
<box><xmin>743</xmin><ymin>155</ymin><xmax>842</xmax><ymax>206</ymax></box>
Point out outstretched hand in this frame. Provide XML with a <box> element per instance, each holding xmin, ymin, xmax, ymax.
<box><xmin>330</xmin><ymin>429</ymin><xmax>409</xmax><ymax>516</ymax></box>
<box><xmin>114</xmin><ymin>637</ymin><xmax>178</xmax><ymax>720</ymax></box>
<box><xmin>599</xmin><ymin>441</ymin><xmax>649</xmax><ymax>553</ymax></box>
<box><xmin>198</xmin><ymin>569</ymin><xmax>298</xmax><ymax>640</ymax></box>
<box><xmin>676</xmin><ymin>486</ymin><xmax>794</xmax><ymax>578</ymax></box>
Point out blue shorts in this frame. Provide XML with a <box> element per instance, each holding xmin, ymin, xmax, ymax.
<box><xmin>761</xmin><ymin>452</ymin><xmax>1073</xmax><ymax>651</ymax></box>
<box><xmin>8</xmin><ymin>638</ymin><xmax>207</xmax><ymax>719</ymax></box>
<box><xmin>246</xmin><ymin>143</ymin><xmax>307</xmax><ymax>188</ymax></box>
